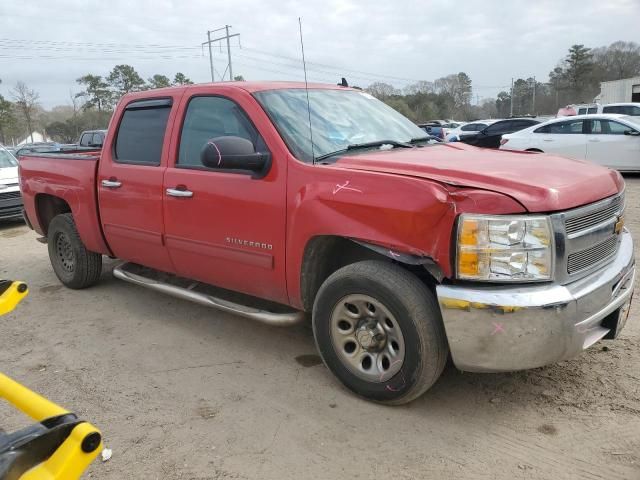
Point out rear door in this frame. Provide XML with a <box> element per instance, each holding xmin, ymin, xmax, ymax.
<box><xmin>162</xmin><ymin>87</ymin><xmax>288</xmax><ymax>303</ymax></box>
<box><xmin>98</xmin><ymin>97</ymin><xmax>179</xmax><ymax>272</ymax></box>
<box><xmin>586</xmin><ymin>119</ymin><xmax>640</xmax><ymax>170</ymax></box>
<box><xmin>534</xmin><ymin>119</ymin><xmax>587</xmax><ymax>158</ymax></box>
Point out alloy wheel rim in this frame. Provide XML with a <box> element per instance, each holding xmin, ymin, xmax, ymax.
<box><xmin>55</xmin><ymin>232</ymin><xmax>75</xmax><ymax>272</ymax></box>
<box><xmin>329</xmin><ymin>294</ymin><xmax>405</xmax><ymax>383</ymax></box>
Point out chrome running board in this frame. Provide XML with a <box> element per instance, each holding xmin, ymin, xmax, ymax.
<box><xmin>113</xmin><ymin>262</ymin><xmax>304</xmax><ymax>327</ymax></box>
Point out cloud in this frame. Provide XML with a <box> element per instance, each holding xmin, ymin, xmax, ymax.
<box><xmin>0</xmin><ymin>0</ymin><xmax>638</xmax><ymax>108</ymax></box>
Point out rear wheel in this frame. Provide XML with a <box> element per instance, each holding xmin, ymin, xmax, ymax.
<box><xmin>47</xmin><ymin>214</ymin><xmax>102</xmax><ymax>289</ymax></box>
<box><xmin>312</xmin><ymin>260</ymin><xmax>448</xmax><ymax>405</ymax></box>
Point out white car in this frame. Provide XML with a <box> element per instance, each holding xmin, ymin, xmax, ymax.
<box><xmin>499</xmin><ymin>114</ymin><xmax>640</xmax><ymax>172</ymax></box>
<box><xmin>0</xmin><ymin>145</ymin><xmax>22</xmax><ymax>221</ymax></box>
<box><xmin>446</xmin><ymin>119</ymin><xmax>499</xmax><ymax>142</ymax></box>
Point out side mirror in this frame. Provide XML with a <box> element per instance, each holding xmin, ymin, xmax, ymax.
<box><xmin>201</xmin><ymin>136</ymin><xmax>271</xmax><ymax>178</ymax></box>
<box><xmin>624</xmin><ymin>130</ymin><xmax>640</xmax><ymax>136</ymax></box>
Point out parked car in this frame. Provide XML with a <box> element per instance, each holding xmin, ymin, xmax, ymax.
<box><xmin>418</xmin><ymin>122</ymin><xmax>445</xmax><ymax>140</ymax></box>
<box><xmin>557</xmin><ymin>103</ymin><xmax>640</xmax><ymax>117</ymax></box>
<box><xmin>601</xmin><ymin>103</ymin><xmax>640</xmax><ymax>116</ymax></box>
<box><xmin>500</xmin><ymin>114</ymin><xmax>640</xmax><ymax>171</ymax></box>
<box><xmin>446</xmin><ymin>119</ymin><xmax>498</xmax><ymax>142</ymax></box>
<box><xmin>0</xmin><ymin>145</ymin><xmax>22</xmax><ymax>221</ymax></box>
<box><xmin>19</xmin><ymin>82</ymin><xmax>634</xmax><ymax>404</ymax></box>
<box><xmin>460</xmin><ymin>118</ymin><xmax>541</xmax><ymax>148</ymax></box>
<box><xmin>78</xmin><ymin>129</ymin><xmax>107</xmax><ymax>148</ymax></box>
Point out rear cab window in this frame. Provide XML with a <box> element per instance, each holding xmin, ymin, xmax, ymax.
<box><xmin>114</xmin><ymin>99</ymin><xmax>172</xmax><ymax>165</ymax></box>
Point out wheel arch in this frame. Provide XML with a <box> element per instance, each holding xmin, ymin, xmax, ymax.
<box><xmin>299</xmin><ymin>235</ymin><xmax>442</xmax><ymax>312</ymax></box>
<box><xmin>35</xmin><ymin>194</ymin><xmax>71</xmax><ymax>236</ymax></box>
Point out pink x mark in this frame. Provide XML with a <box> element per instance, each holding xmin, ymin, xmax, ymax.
<box><xmin>491</xmin><ymin>322</ymin><xmax>505</xmax><ymax>335</ymax></box>
<box><xmin>333</xmin><ymin>181</ymin><xmax>362</xmax><ymax>195</ymax></box>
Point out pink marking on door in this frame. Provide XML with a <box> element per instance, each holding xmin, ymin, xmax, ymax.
<box><xmin>491</xmin><ymin>322</ymin><xmax>505</xmax><ymax>335</ymax></box>
<box><xmin>333</xmin><ymin>181</ymin><xmax>362</xmax><ymax>195</ymax></box>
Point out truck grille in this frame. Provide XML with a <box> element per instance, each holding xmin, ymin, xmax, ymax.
<box><xmin>565</xmin><ymin>194</ymin><xmax>623</xmax><ymax>235</ymax></box>
<box><xmin>555</xmin><ymin>192</ymin><xmax>625</xmax><ymax>280</ymax></box>
<box><xmin>0</xmin><ymin>191</ymin><xmax>21</xmax><ymax>200</ymax></box>
<box><xmin>567</xmin><ymin>235</ymin><xmax>618</xmax><ymax>274</ymax></box>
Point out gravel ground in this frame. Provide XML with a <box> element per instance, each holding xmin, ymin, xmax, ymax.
<box><xmin>1</xmin><ymin>177</ymin><xmax>639</xmax><ymax>480</ymax></box>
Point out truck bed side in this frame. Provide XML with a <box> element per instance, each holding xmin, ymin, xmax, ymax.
<box><xmin>19</xmin><ymin>152</ymin><xmax>111</xmax><ymax>255</ymax></box>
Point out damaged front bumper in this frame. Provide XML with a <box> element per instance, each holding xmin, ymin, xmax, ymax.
<box><xmin>436</xmin><ymin>229</ymin><xmax>635</xmax><ymax>372</ymax></box>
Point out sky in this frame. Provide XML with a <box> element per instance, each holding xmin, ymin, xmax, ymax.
<box><xmin>0</xmin><ymin>0</ymin><xmax>639</xmax><ymax>109</ymax></box>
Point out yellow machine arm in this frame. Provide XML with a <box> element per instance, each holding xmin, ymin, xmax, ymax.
<box><xmin>0</xmin><ymin>280</ymin><xmax>103</xmax><ymax>479</ymax></box>
<box><xmin>0</xmin><ymin>280</ymin><xmax>29</xmax><ymax>316</ymax></box>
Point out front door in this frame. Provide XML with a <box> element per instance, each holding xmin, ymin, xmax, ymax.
<box><xmin>586</xmin><ymin>119</ymin><xmax>640</xmax><ymax>170</ymax></box>
<box><xmin>162</xmin><ymin>91</ymin><xmax>288</xmax><ymax>304</ymax></box>
<box><xmin>98</xmin><ymin>97</ymin><xmax>177</xmax><ymax>273</ymax></box>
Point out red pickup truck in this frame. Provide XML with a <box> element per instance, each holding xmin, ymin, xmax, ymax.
<box><xmin>19</xmin><ymin>82</ymin><xmax>635</xmax><ymax>404</ymax></box>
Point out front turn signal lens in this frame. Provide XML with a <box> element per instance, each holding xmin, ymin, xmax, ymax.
<box><xmin>456</xmin><ymin>214</ymin><xmax>553</xmax><ymax>282</ymax></box>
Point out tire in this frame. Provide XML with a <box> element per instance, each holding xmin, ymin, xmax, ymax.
<box><xmin>47</xmin><ymin>213</ymin><xmax>102</xmax><ymax>289</ymax></box>
<box><xmin>312</xmin><ymin>260</ymin><xmax>448</xmax><ymax>405</ymax></box>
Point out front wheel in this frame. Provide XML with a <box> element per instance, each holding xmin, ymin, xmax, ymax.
<box><xmin>47</xmin><ymin>213</ymin><xmax>102</xmax><ymax>289</ymax></box>
<box><xmin>312</xmin><ymin>260</ymin><xmax>448</xmax><ymax>405</ymax></box>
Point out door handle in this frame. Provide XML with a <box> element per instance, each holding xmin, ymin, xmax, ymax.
<box><xmin>543</xmin><ymin>139</ymin><xmax>553</xmax><ymax>142</ymax></box>
<box><xmin>101</xmin><ymin>179</ymin><xmax>122</xmax><ymax>188</ymax></box>
<box><xmin>588</xmin><ymin>139</ymin><xmax>601</xmax><ymax>143</ymax></box>
<box><xmin>166</xmin><ymin>188</ymin><xmax>193</xmax><ymax>198</ymax></box>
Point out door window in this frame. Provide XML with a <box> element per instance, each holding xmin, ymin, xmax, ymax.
<box><xmin>79</xmin><ymin>133</ymin><xmax>91</xmax><ymax>146</ymax></box>
<box><xmin>178</xmin><ymin>96</ymin><xmax>266</xmax><ymax>168</ymax></box>
<box><xmin>484</xmin><ymin>122</ymin><xmax>510</xmax><ymax>134</ymax></box>
<box><xmin>590</xmin><ymin>119</ymin><xmax>630</xmax><ymax>135</ymax></box>
<box><xmin>114</xmin><ymin>102</ymin><xmax>171</xmax><ymax>165</ymax></box>
<box><xmin>536</xmin><ymin>120</ymin><xmax>584</xmax><ymax>134</ymax></box>
<box><xmin>602</xmin><ymin>105</ymin><xmax>640</xmax><ymax>115</ymax></box>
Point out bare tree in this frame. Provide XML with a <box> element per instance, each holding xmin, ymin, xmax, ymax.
<box><xmin>12</xmin><ymin>81</ymin><xmax>40</xmax><ymax>143</ymax></box>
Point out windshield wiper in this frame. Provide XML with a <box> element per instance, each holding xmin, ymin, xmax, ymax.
<box><xmin>315</xmin><ymin>140</ymin><xmax>413</xmax><ymax>162</ymax></box>
<box><xmin>410</xmin><ymin>135</ymin><xmax>442</xmax><ymax>144</ymax></box>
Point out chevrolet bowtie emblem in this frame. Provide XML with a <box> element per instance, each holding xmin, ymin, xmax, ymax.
<box><xmin>614</xmin><ymin>216</ymin><xmax>625</xmax><ymax>235</ymax></box>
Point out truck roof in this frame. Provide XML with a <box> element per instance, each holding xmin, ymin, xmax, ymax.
<box><xmin>121</xmin><ymin>81</ymin><xmax>353</xmax><ymax>101</ymax></box>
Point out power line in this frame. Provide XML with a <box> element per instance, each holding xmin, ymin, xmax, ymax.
<box><xmin>201</xmin><ymin>26</ymin><xmax>240</xmax><ymax>82</ymax></box>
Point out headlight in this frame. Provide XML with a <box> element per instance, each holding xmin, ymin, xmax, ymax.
<box><xmin>456</xmin><ymin>214</ymin><xmax>553</xmax><ymax>282</ymax></box>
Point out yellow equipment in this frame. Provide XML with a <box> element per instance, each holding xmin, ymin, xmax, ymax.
<box><xmin>0</xmin><ymin>280</ymin><xmax>103</xmax><ymax>480</ymax></box>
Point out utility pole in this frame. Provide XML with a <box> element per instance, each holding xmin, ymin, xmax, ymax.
<box><xmin>206</xmin><ymin>30</ymin><xmax>214</xmax><ymax>82</ymax></box>
<box><xmin>510</xmin><ymin>78</ymin><xmax>514</xmax><ymax>117</ymax></box>
<box><xmin>202</xmin><ymin>26</ymin><xmax>240</xmax><ymax>82</ymax></box>
<box><xmin>225</xmin><ymin>25</ymin><xmax>233</xmax><ymax>81</ymax></box>
<box><xmin>531</xmin><ymin>76</ymin><xmax>536</xmax><ymax>115</ymax></box>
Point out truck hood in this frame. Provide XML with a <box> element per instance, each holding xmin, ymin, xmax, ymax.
<box><xmin>332</xmin><ymin>143</ymin><xmax>623</xmax><ymax>212</ymax></box>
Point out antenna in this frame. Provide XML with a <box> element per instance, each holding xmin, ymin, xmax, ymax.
<box><xmin>298</xmin><ymin>17</ymin><xmax>315</xmax><ymax>164</ymax></box>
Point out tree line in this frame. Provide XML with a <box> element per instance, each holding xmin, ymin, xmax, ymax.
<box><xmin>366</xmin><ymin>41</ymin><xmax>640</xmax><ymax>121</ymax></box>
<box><xmin>0</xmin><ymin>64</ymin><xmax>195</xmax><ymax>145</ymax></box>
<box><xmin>1</xmin><ymin>40</ymin><xmax>639</xmax><ymax>145</ymax></box>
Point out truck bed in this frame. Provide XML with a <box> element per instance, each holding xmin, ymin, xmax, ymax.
<box><xmin>19</xmin><ymin>151</ymin><xmax>111</xmax><ymax>255</ymax></box>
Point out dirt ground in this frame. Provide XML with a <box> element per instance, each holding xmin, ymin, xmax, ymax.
<box><xmin>1</xmin><ymin>179</ymin><xmax>640</xmax><ymax>480</ymax></box>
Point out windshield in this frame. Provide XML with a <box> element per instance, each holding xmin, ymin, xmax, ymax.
<box><xmin>0</xmin><ymin>147</ymin><xmax>18</xmax><ymax>168</ymax></box>
<box><xmin>254</xmin><ymin>88</ymin><xmax>427</xmax><ymax>162</ymax></box>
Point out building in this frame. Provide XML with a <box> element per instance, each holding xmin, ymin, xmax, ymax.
<box><xmin>595</xmin><ymin>76</ymin><xmax>640</xmax><ymax>104</ymax></box>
